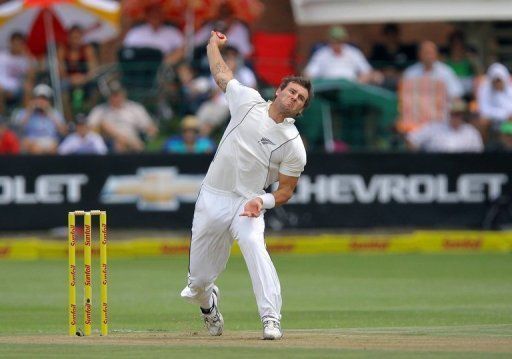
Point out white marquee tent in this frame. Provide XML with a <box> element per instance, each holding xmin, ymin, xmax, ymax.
<box><xmin>291</xmin><ymin>0</ymin><xmax>512</xmax><ymax>25</ymax></box>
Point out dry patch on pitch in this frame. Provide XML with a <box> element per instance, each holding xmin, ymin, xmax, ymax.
<box><xmin>1</xmin><ymin>326</ymin><xmax>512</xmax><ymax>354</ymax></box>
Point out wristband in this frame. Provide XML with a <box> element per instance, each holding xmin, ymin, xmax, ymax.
<box><xmin>257</xmin><ymin>193</ymin><xmax>275</xmax><ymax>209</ymax></box>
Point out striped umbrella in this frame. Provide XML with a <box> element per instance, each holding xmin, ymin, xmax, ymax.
<box><xmin>0</xmin><ymin>0</ymin><xmax>120</xmax><ymax>54</ymax></box>
<box><xmin>0</xmin><ymin>0</ymin><xmax>120</xmax><ymax>116</ymax></box>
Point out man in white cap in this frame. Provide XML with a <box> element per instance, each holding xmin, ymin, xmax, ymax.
<box><xmin>180</xmin><ymin>31</ymin><xmax>312</xmax><ymax>340</ymax></box>
<box><xmin>13</xmin><ymin>84</ymin><xmax>67</xmax><ymax>154</ymax></box>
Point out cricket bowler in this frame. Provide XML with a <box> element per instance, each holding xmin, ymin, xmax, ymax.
<box><xmin>180</xmin><ymin>30</ymin><xmax>312</xmax><ymax>340</ymax></box>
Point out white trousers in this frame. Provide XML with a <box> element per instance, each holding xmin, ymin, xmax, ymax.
<box><xmin>180</xmin><ymin>186</ymin><xmax>282</xmax><ymax>321</ymax></box>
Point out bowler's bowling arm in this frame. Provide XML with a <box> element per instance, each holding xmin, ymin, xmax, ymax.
<box><xmin>207</xmin><ymin>39</ymin><xmax>233</xmax><ymax>93</ymax></box>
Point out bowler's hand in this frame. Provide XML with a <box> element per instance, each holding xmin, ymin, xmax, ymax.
<box><xmin>208</xmin><ymin>31</ymin><xmax>227</xmax><ymax>48</ymax></box>
<box><xmin>240</xmin><ymin>198</ymin><xmax>263</xmax><ymax>218</ymax></box>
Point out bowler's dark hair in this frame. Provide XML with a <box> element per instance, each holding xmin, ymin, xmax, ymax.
<box><xmin>278</xmin><ymin>76</ymin><xmax>313</xmax><ymax>110</ymax></box>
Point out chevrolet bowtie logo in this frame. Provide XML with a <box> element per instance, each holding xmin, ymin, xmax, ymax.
<box><xmin>258</xmin><ymin>137</ymin><xmax>275</xmax><ymax>145</ymax></box>
<box><xmin>100</xmin><ymin>167</ymin><xmax>204</xmax><ymax>211</ymax></box>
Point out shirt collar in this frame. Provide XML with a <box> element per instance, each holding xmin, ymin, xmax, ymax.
<box><xmin>266</xmin><ymin>101</ymin><xmax>295</xmax><ymax>124</ymax></box>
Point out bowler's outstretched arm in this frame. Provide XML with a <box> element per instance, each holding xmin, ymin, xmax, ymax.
<box><xmin>240</xmin><ymin>173</ymin><xmax>299</xmax><ymax>218</ymax></box>
<box><xmin>272</xmin><ymin>173</ymin><xmax>299</xmax><ymax>207</ymax></box>
<box><xmin>206</xmin><ymin>31</ymin><xmax>234</xmax><ymax>92</ymax></box>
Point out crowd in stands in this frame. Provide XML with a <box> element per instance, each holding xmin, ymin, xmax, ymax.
<box><xmin>303</xmin><ymin>24</ymin><xmax>512</xmax><ymax>153</ymax></box>
<box><xmin>1</xmin><ymin>1</ymin><xmax>512</xmax><ymax>156</ymax></box>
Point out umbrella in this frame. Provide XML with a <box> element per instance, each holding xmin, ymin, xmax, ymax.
<box><xmin>0</xmin><ymin>0</ymin><xmax>120</xmax><ymax>114</ymax></box>
<box><xmin>0</xmin><ymin>0</ymin><xmax>120</xmax><ymax>54</ymax></box>
<box><xmin>122</xmin><ymin>0</ymin><xmax>264</xmax><ymax>30</ymax></box>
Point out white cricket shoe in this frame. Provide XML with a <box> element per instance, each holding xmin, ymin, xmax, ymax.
<box><xmin>201</xmin><ymin>285</ymin><xmax>223</xmax><ymax>336</ymax></box>
<box><xmin>262</xmin><ymin>318</ymin><xmax>282</xmax><ymax>340</ymax></box>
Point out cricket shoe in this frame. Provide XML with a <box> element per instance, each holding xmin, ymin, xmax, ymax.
<box><xmin>262</xmin><ymin>318</ymin><xmax>282</xmax><ymax>340</ymax></box>
<box><xmin>202</xmin><ymin>285</ymin><xmax>223</xmax><ymax>336</ymax></box>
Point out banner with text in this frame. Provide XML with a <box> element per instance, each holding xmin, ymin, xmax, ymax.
<box><xmin>0</xmin><ymin>153</ymin><xmax>510</xmax><ymax>230</ymax></box>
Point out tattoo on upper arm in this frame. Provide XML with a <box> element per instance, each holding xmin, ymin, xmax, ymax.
<box><xmin>212</xmin><ymin>62</ymin><xmax>230</xmax><ymax>91</ymax></box>
<box><xmin>213</xmin><ymin>63</ymin><xmax>228</xmax><ymax>75</ymax></box>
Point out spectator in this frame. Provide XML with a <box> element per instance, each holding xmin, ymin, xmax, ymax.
<box><xmin>441</xmin><ymin>30</ymin><xmax>482</xmax><ymax>95</ymax></box>
<box><xmin>196</xmin><ymin>46</ymin><xmax>257</xmax><ymax>136</ymax></box>
<box><xmin>370</xmin><ymin>23</ymin><xmax>417</xmax><ymax>90</ymax></box>
<box><xmin>194</xmin><ymin>3</ymin><xmax>253</xmax><ymax>60</ymax></box>
<box><xmin>57</xmin><ymin>25</ymin><xmax>99</xmax><ymax>116</ymax></box>
<box><xmin>407</xmin><ymin>99</ymin><xmax>483</xmax><ymax>152</ymax></box>
<box><xmin>0</xmin><ymin>115</ymin><xmax>20</xmax><ymax>155</ymax></box>
<box><xmin>304</xmin><ymin>26</ymin><xmax>377</xmax><ymax>84</ymax></box>
<box><xmin>163</xmin><ymin>115</ymin><xmax>215</xmax><ymax>154</ymax></box>
<box><xmin>174</xmin><ymin>61</ymin><xmax>211</xmax><ymax>115</ymax></box>
<box><xmin>12</xmin><ymin>84</ymin><xmax>67</xmax><ymax>154</ymax></box>
<box><xmin>123</xmin><ymin>3</ymin><xmax>184</xmax><ymax>65</ymax></box>
<box><xmin>158</xmin><ymin>61</ymin><xmax>210</xmax><ymax>120</ymax></box>
<box><xmin>475</xmin><ymin>63</ymin><xmax>512</xmax><ymax>144</ymax></box>
<box><xmin>0</xmin><ymin>32</ymin><xmax>35</xmax><ymax>114</ymax></box>
<box><xmin>88</xmin><ymin>83</ymin><xmax>158</xmax><ymax>153</ymax></box>
<box><xmin>58</xmin><ymin>114</ymin><xmax>107</xmax><ymax>155</ymax></box>
<box><xmin>477</xmin><ymin>63</ymin><xmax>512</xmax><ymax>126</ymax></box>
<box><xmin>404</xmin><ymin>41</ymin><xmax>464</xmax><ymax>99</ymax></box>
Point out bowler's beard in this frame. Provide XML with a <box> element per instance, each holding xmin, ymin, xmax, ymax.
<box><xmin>278</xmin><ymin>97</ymin><xmax>304</xmax><ymax>117</ymax></box>
<box><xmin>278</xmin><ymin>101</ymin><xmax>300</xmax><ymax>118</ymax></box>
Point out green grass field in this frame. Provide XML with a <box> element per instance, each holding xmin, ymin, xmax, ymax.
<box><xmin>1</xmin><ymin>253</ymin><xmax>512</xmax><ymax>358</ymax></box>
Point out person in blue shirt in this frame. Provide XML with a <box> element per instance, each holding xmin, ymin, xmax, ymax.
<box><xmin>163</xmin><ymin>115</ymin><xmax>215</xmax><ymax>154</ymax></box>
<box><xmin>13</xmin><ymin>84</ymin><xmax>67</xmax><ymax>154</ymax></box>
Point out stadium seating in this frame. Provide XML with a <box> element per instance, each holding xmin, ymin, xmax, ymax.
<box><xmin>117</xmin><ymin>47</ymin><xmax>163</xmax><ymax>104</ymax></box>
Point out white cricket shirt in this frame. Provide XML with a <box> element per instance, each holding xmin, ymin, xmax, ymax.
<box><xmin>203</xmin><ymin>79</ymin><xmax>307</xmax><ymax>199</ymax></box>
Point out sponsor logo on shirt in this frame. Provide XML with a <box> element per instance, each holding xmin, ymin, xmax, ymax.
<box><xmin>258</xmin><ymin>137</ymin><xmax>275</xmax><ymax>146</ymax></box>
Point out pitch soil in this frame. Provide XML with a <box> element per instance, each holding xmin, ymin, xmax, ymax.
<box><xmin>1</xmin><ymin>329</ymin><xmax>511</xmax><ymax>353</ymax></box>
